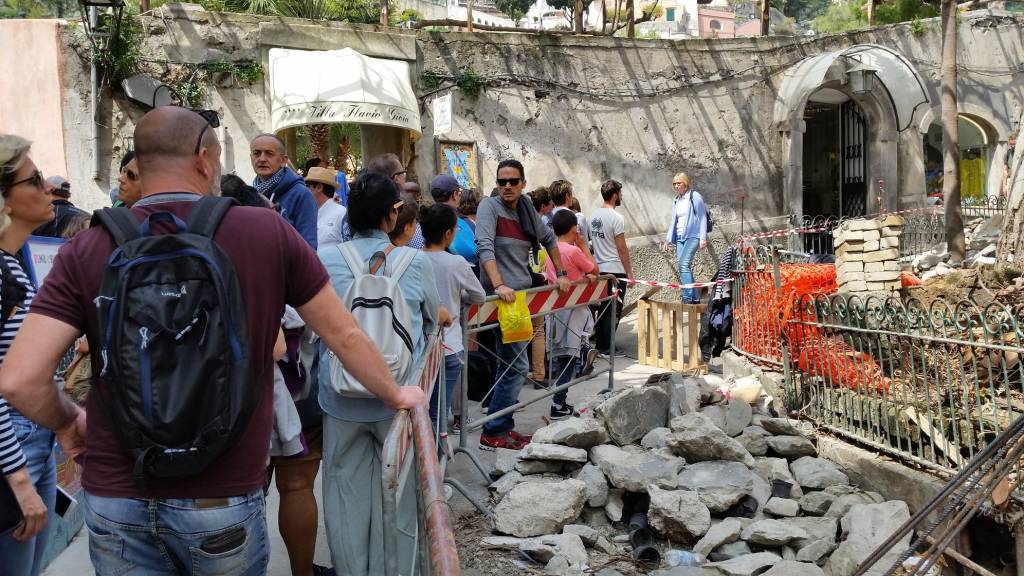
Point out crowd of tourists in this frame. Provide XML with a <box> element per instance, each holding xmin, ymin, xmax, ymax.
<box><xmin>0</xmin><ymin>106</ymin><xmax>709</xmax><ymax>576</ymax></box>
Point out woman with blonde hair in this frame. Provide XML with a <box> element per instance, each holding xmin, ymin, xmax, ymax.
<box><xmin>661</xmin><ymin>171</ymin><xmax>708</xmax><ymax>303</ymax></box>
<box><xmin>0</xmin><ymin>134</ymin><xmax>58</xmax><ymax>576</ymax></box>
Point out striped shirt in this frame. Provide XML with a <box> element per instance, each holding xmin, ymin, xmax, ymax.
<box><xmin>0</xmin><ymin>253</ymin><xmax>35</xmax><ymax>475</ymax></box>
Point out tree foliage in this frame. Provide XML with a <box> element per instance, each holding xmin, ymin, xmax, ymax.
<box><xmin>0</xmin><ymin>0</ymin><xmax>78</xmax><ymax>18</ymax></box>
<box><xmin>605</xmin><ymin>1</ymin><xmax>661</xmax><ymax>23</ymax></box>
<box><xmin>811</xmin><ymin>0</ymin><xmax>939</xmax><ymax>33</ymax></box>
<box><xmin>209</xmin><ymin>0</ymin><xmax>395</xmax><ymax>23</ymax></box>
<box><xmin>495</xmin><ymin>0</ymin><xmax>531</xmax><ymax>24</ymax></box>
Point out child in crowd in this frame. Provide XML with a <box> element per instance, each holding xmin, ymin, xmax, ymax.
<box><xmin>420</xmin><ymin>204</ymin><xmax>487</xmax><ymax>429</ymax></box>
<box><xmin>544</xmin><ymin>210</ymin><xmax>598</xmax><ymax>419</ymax></box>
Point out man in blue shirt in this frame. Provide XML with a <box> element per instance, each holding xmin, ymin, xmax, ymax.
<box><xmin>250</xmin><ymin>133</ymin><xmax>318</xmax><ymax>249</ymax></box>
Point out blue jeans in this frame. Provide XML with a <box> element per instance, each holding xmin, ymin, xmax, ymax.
<box><xmin>482</xmin><ymin>335</ymin><xmax>529</xmax><ymax>436</ymax></box>
<box><xmin>677</xmin><ymin>238</ymin><xmax>701</xmax><ymax>303</ymax></box>
<box><xmin>83</xmin><ymin>490</ymin><xmax>268</xmax><ymax>575</ymax></box>
<box><xmin>429</xmin><ymin>352</ymin><xmax>465</xmax><ymax>428</ymax></box>
<box><xmin>0</xmin><ymin>414</ymin><xmax>56</xmax><ymax>576</ymax></box>
<box><xmin>552</xmin><ymin>355</ymin><xmax>579</xmax><ymax>408</ymax></box>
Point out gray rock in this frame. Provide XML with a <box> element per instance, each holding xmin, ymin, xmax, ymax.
<box><xmin>594</xmin><ymin>536</ymin><xmax>620</xmax><ymax>555</ymax></box>
<box><xmin>494</xmin><ymin>447</ymin><xmax>520</xmax><ymax>475</ymax></box>
<box><xmin>762</xmin><ymin>560</ymin><xmax>825</xmax><ymax>576</ymax></box>
<box><xmin>751</xmin><ymin>473</ymin><xmax>772</xmax><ymax>510</ymax></box>
<box><xmin>489</xmin><ymin>471</ymin><xmax>525</xmax><ymax>501</ymax></box>
<box><xmin>737</xmin><ymin>427</ymin><xmax>770</xmax><ymax>457</ymax></box>
<box><xmin>650</xmin><ymin>568</ymin><xmax>723</xmax><ymax>576</ymax></box>
<box><xmin>725</xmin><ymin>400</ymin><xmax>754</xmax><ymax>437</ymax></box>
<box><xmin>765</xmin><ymin>436</ymin><xmax>816</xmax><ymax>458</ymax></box>
<box><xmin>751</xmin><ymin>457</ymin><xmax>804</xmax><ymax>499</ymax></box>
<box><xmin>781</xmin><ymin>547</ymin><xmax>796</xmax><ymax>561</ymax></box>
<box><xmin>590</xmin><ymin>444</ymin><xmax>683</xmax><ymax>492</ymax></box>
<box><xmin>741</xmin><ymin>519</ymin><xmax>808</xmax><ymax>547</ymax></box>
<box><xmin>545</xmin><ymin>555</ymin><xmax>581</xmax><ymax>576</ymax></box>
<box><xmin>716</xmin><ymin>541</ymin><xmax>754</xmax><ymax>559</ymax></box>
<box><xmin>668</xmin><ymin>374</ymin><xmax>703</xmax><ymax>419</ymax></box>
<box><xmin>694</xmin><ymin>518</ymin><xmax>743</xmax><ymax>556</ymax></box>
<box><xmin>580</xmin><ymin>506</ymin><xmax>611</xmax><ymax>529</ymax></box>
<box><xmin>828</xmin><ymin>501</ymin><xmax>911</xmax><ymax>576</ymax></box>
<box><xmin>521</xmin><ymin>443</ymin><xmax>589</xmax><ymax>463</ymax></box>
<box><xmin>709</xmin><ymin>552</ymin><xmax>783</xmax><ymax>576</ymax></box>
<box><xmin>521</xmin><ymin>533</ymin><xmax>589</xmax><ymax>566</ymax></box>
<box><xmin>789</xmin><ymin>457</ymin><xmax>849</xmax><ymax>490</ymax></box>
<box><xmin>780</xmin><ymin>517</ymin><xmax>839</xmax><ymax>546</ymax></box>
<box><xmin>480</xmin><ymin>535</ymin><xmax>531</xmax><ymax>549</ymax></box>
<box><xmin>668</xmin><ymin>413</ymin><xmax>756</xmax><ymax>466</ymax></box>
<box><xmin>759</xmin><ymin>418</ymin><xmax>808</xmax><ymax>437</ymax></box>
<box><xmin>701</xmin><ymin>404</ymin><xmax>728</xmax><ymax>431</ymax></box>
<box><xmin>824</xmin><ymin>491</ymin><xmax>885</xmax><ymax>518</ymax></box>
<box><xmin>796</xmin><ymin>540</ymin><xmax>837</xmax><ymax>565</ymax></box>
<box><xmin>516</xmin><ymin>459</ymin><xmax>569</xmax><ymax>475</ymax></box>
<box><xmin>533</xmin><ymin>417</ymin><xmax>610</xmax><ymax>449</ymax></box>
<box><xmin>492</xmin><ymin>479</ymin><xmax>588</xmax><ymax>537</ymax></box>
<box><xmin>798</xmin><ymin>492</ymin><xmax>835</xmax><ymax>516</ymax></box>
<box><xmin>605</xmin><ymin>488</ymin><xmax>624</xmax><ymax>522</ymax></box>
<box><xmin>573</xmin><ymin>464</ymin><xmax>609</xmax><ymax>508</ymax></box>
<box><xmin>562</xmin><ymin>524</ymin><xmax>600</xmax><ymax>547</ymax></box>
<box><xmin>641</xmin><ymin>427</ymin><xmax>673</xmax><ymax>449</ymax></box>
<box><xmin>648</xmin><ymin>486</ymin><xmax>712</xmax><ymax>541</ymax></box>
<box><xmin>764</xmin><ymin>498</ymin><xmax>800</xmax><ymax>517</ymax></box>
<box><xmin>596</xmin><ymin>386</ymin><xmax>670</xmax><ymax>445</ymax></box>
<box><xmin>677</xmin><ymin>460</ymin><xmax>757</xmax><ymax>513</ymax></box>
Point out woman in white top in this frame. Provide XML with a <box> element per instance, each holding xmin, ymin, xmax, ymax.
<box><xmin>661</xmin><ymin>171</ymin><xmax>708</xmax><ymax>303</ymax></box>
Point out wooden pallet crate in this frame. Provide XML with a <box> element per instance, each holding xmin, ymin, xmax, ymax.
<box><xmin>637</xmin><ymin>299</ymin><xmax>706</xmax><ymax>371</ymax></box>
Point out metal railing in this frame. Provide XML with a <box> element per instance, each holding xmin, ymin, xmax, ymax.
<box><xmin>898</xmin><ymin>196</ymin><xmax>1007</xmax><ymax>261</ymax></box>
<box><xmin>382</xmin><ymin>329</ymin><xmax>461</xmax><ymax>576</ymax></box>
<box><xmin>784</xmin><ymin>292</ymin><xmax>1024</xmax><ymax>485</ymax></box>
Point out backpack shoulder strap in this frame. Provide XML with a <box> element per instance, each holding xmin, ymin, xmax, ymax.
<box><xmin>337</xmin><ymin>243</ymin><xmax>368</xmax><ymax>277</ymax></box>
<box><xmin>386</xmin><ymin>247</ymin><xmax>418</xmax><ymax>282</ymax></box>
<box><xmin>92</xmin><ymin>207</ymin><xmax>142</xmax><ymax>247</ymax></box>
<box><xmin>187</xmin><ymin>196</ymin><xmax>237</xmax><ymax>238</ymax></box>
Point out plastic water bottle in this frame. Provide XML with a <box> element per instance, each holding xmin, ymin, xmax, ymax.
<box><xmin>665</xmin><ymin>550</ymin><xmax>706</xmax><ymax>567</ymax></box>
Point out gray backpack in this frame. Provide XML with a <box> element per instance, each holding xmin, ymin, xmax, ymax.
<box><xmin>327</xmin><ymin>243</ymin><xmax>417</xmax><ymax>398</ymax></box>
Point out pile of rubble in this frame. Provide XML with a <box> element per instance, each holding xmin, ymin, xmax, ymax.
<box><xmin>833</xmin><ymin>216</ymin><xmax>903</xmax><ymax>293</ymax></box>
<box><xmin>482</xmin><ymin>377</ymin><xmax>913</xmax><ymax>576</ymax></box>
<box><xmin>911</xmin><ymin>214</ymin><xmax>1003</xmax><ymax>278</ymax></box>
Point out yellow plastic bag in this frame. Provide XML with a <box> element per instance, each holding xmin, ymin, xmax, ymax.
<box><xmin>497</xmin><ymin>291</ymin><xmax>533</xmax><ymax>343</ymax></box>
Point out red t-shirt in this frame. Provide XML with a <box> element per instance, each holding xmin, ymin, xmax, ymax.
<box><xmin>30</xmin><ymin>197</ymin><xmax>329</xmax><ymax>498</ymax></box>
<box><xmin>544</xmin><ymin>241</ymin><xmax>596</xmax><ymax>283</ymax></box>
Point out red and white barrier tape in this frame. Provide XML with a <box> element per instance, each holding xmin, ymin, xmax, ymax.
<box><xmin>737</xmin><ymin>205</ymin><xmax>946</xmax><ymax>244</ymax></box>
<box><xmin>627</xmin><ymin>278</ymin><xmax>733</xmax><ymax>290</ymax></box>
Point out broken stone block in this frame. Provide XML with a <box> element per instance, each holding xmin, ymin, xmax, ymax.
<box><xmin>579</xmin><ymin>506</ymin><xmax>610</xmax><ymax>529</ymax></box>
<box><xmin>781</xmin><ymin>546</ymin><xmax>797</xmax><ymax>560</ymax></box>
<box><xmin>725</xmin><ymin>400</ymin><xmax>754</xmax><ymax>437</ymax></box>
<box><xmin>861</xmin><ymin>230</ymin><xmax>881</xmax><ymax>243</ymax></box>
<box><xmin>490</xmin><ymin>470</ymin><xmax>525</xmax><ymax>501</ymax></box>
<box><xmin>641</xmin><ymin>427</ymin><xmax>672</xmax><ymax>449</ymax></box>
<box><xmin>669</xmin><ymin>375</ymin><xmax>703</xmax><ymax>419</ymax></box>
<box><xmin>862</xmin><ymin>240</ymin><xmax>880</xmax><ymax>251</ymax></box>
<box><xmin>520</xmin><ymin>443</ymin><xmax>589</xmax><ymax>463</ymax></box>
<box><xmin>764</xmin><ymin>497</ymin><xmax>800</xmax><ymax>517</ymax></box>
<box><xmin>562</xmin><ymin>524</ymin><xmax>600</xmax><ymax>547</ymax></box>
<box><xmin>596</xmin><ymin>386</ymin><xmax>669</xmax><ymax>445</ymax></box>
<box><xmin>589</xmin><ymin>444</ymin><xmax>683</xmax><ymax>492</ymax></box>
<box><xmin>879</xmin><ymin>236</ymin><xmax>900</xmax><ymax>249</ymax></box>
<box><xmin>763</xmin><ymin>560</ymin><xmax>826</xmax><ymax>576</ymax></box>
<box><xmin>544</xmin><ymin>555</ymin><xmax>580</xmax><ymax>576</ymax></box>
<box><xmin>865</xmin><ymin>270</ymin><xmax>900</xmax><ymax>282</ymax></box>
<box><xmin>521</xmin><ymin>533</ymin><xmax>588</xmax><ymax>566</ymax></box>
<box><xmin>863</xmin><ymin>248</ymin><xmax>900</xmax><ymax>263</ymax></box>
<box><xmin>648</xmin><ymin>486</ymin><xmax>712</xmax><ymax>541</ymax></box>
<box><xmin>798</xmin><ymin>491</ymin><xmax>834</xmax><ymax>516</ymax></box>
<box><xmin>678</xmin><ymin>460</ymin><xmax>758</xmax><ymax>513</ymax></box>
<box><xmin>709</xmin><ymin>552</ymin><xmax>783</xmax><ymax>576</ymax></box>
<box><xmin>765</xmin><ymin>436</ymin><xmax>816</xmax><ymax>458</ymax></box>
<box><xmin>573</xmin><ymin>463</ymin><xmax>609</xmax><ymax>508</ymax></box>
<box><xmin>839</xmin><ymin>281</ymin><xmax>868</xmax><ymax>292</ymax></box>
<box><xmin>781</xmin><ymin>516</ymin><xmax>839</xmax><ymax>547</ymax></box>
<box><xmin>759</xmin><ymin>418</ymin><xmax>807</xmax><ymax>436</ymax></box>
<box><xmin>517</xmin><ymin>459</ymin><xmax>570</xmax><ymax>475</ymax></box>
<box><xmin>604</xmin><ymin>488</ymin><xmax>624</xmax><ymax>522</ymax></box>
<box><xmin>882</xmin><ymin>214</ymin><xmax>906</xmax><ymax>227</ymax></box>
<box><xmin>737</xmin><ymin>426</ymin><xmax>770</xmax><ymax>456</ymax></box>
<box><xmin>701</xmin><ymin>404</ymin><xmax>728</xmax><ymax>431</ymax></box>
<box><xmin>796</xmin><ymin>540</ymin><xmax>837</xmax><ymax>565</ymax></box>
<box><xmin>493</xmin><ymin>447</ymin><xmax>520</xmax><ymax>476</ymax></box>
<box><xmin>828</xmin><ymin>501</ymin><xmax>911</xmax><ymax>576</ymax></box>
<box><xmin>492</xmin><ymin>479</ymin><xmax>587</xmax><ymax>537</ymax></box>
<box><xmin>694</xmin><ymin>518</ymin><xmax>743</xmax><ymax>556</ymax></box>
<box><xmin>824</xmin><ymin>490</ymin><xmax>884</xmax><ymax>518</ymax></box>
<box><xmin>594</xmin><ymin>536</ymin><xmax>619</xmax><ymax>555</ymax></box>
<box><xmin>532</xmin><ymin>417</ymin><xmax>610</xmax><ymax>449</ymax></box>
<box><xmin>751</xmin><ymin>457</ymin><xmax>804</xmax><ymax>498</ymax></box>
<box><xmin>716</xmin><ymin>541</ymin><xmax>754</xmax><ymax>559</ymax></box>
<box><xmin>790</xmin><ymin>457</ymin><xmax>850</xmax><ymax>490</ymax></box>
<box><xmin>668</xmin><ymin>413</ymin><xmax>756</xmax><ymax>466</ymax></box>
<box><xmin>741</xmin><ymin>519</ymin><xmax>808</xmax><ymax>547</ymax></box>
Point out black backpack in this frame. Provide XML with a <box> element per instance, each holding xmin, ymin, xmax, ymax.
<box><xmin>92</xmin><ymin>196</ymin><xmax>254</xmax><ymax>485</ymax></box>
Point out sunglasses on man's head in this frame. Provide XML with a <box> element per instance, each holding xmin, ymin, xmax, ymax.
<box><xmin>190</xmin><ymin>109</ymin><xmax>221</xmax><ymax>155</ymax></box>
<box><xmin>8</xmin><ymin>170</ymin><xmax>44</xmax><ymax>191</ymax></box>
<box><xmin>496</xmin><ymin>178</ymin><xmax>521</xmax><ymax>187</ymax></box>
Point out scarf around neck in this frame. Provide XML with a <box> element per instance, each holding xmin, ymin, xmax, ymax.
<box><xmin>254</xmin><ymin>167</ymin><xmax>287</xmax><ymax>197</ymax></box>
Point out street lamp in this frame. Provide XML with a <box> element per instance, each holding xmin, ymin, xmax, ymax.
<box><xmin>846</xmin><ymin>63</ymin><xmax>878</xmax><ymax>95</ymax></box>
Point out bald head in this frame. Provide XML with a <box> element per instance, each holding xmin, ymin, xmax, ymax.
<box><xmin>132</xmin><ymin>106</ymin><xmax>221</xmax><ymax>196</ymax></box>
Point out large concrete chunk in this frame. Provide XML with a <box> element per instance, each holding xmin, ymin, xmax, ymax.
<box><xmin>532</xmin><ymin>417</ymin><xmax>610</xmax><ymax>449</ymax></box>
<box><xmin>724</xmin><ymin>400</ymin><xmax>754</xmax><ymax>437</ymax></box>
<box><xmin>694</xmin><ymin>518</ymin><xmax>743</xmax><ymax>556</ymax></box>
<box><xmin>520</xmin><ymin>443</ymin><xmax>589</xmax><ymax>463</ymax></box>
<box><xmin>709</xmin><ymin>552</ymin><xmax>783</xmax><ymax>576</ymax></box>
<box><xmin>796</xmin><ymin>540</ymin><xmax>837</xmax><ymax>565</ymax></box>
<box><xmin>741</xmin><ymin>519</ymin><xmax>808</xmax><ymax>547</ymax></box>
<box><xmin>751</xmin><ymin>457</ymin><xmax>804</xmax><ymax>499</ymax></box>
<box><xmin>589</xmin><ymin>444</ymin><xmax>683</xmax><ymax>492</ymax></box>
<box><xmin>677</xmin><ymin>461</ymin><xmax>758</xmax><ymax>513</ymax></box>
<box><xmin>669</xmin><ymin>375</ymin><xmax>703</xmax><ymax>419</ymax></box>
<box><xmin>572</xmin><ymin>463</ymin><xmax>609</xmax><ymax>507</ymax></box>
<box><xmin>766</xmin><ymin>436</ymin><xmax>817</xmax><ymax>458</ymax></box>
<box><xmin>648</xmin><ymin>486</ymin><xmax>712</xmax><ymax>541</ymax></box>
<box><xmin>737</xmin><ymin>426</ymin><xmax>770</xmax><ymax>457</ymax></box>
<box><xmin>780</xmin><ymin>516</ymin><xmax>839</xmax><ymax>546</ymax></box>
<box><xmin>520</xmin><ymin>533</ymin><xmax>589</xmax><ymax>566</ymax></box>
<box><xmin>762</xmin><ymin>560</ymin><xmax>826</xmax><ymax>576</ymax></box>
<box><xmin>798</xmin><ymin>492</ymin><xmax>835</xmax><ymax>516</ymax></box>
<box><xmin>596</xmin><ymin>386</ymin><xmax>669</xmax><ymax>445</ymax></box>
<box><xmin>828</xmin><ymin>501</ymin><xmax>911</xmax><ymax>576</ymax></box>
<box><xmin>764</xmin><ymin>498</ymin><xmax>800</xmax><ymax>517</ymax></box>
<box><xmin>824</xmin><ymin>490</ymin><xmax>885</xmax><ymax>518</ymax></box>
<box><xmin>759</xmin><ymin>418</ymin><xmax>807</xmax><ymax>436</ymax></box>
<box><xmin>669</xmin><ymin>413</ymin><xmax>755</xmax><ymax>466</ymax></box>
<box><xmin>562</xmin><ymin>524</ymin><xmax>600</xmax><ymax>547</ymax></box>
<box><xmin>642</xmin><ymin>427</ymin><xmax>673</xmax><ymax>449</ymax></box>
<box><xmin>789</xmin><ymin>457</ymin><xmax>850</xmax><ymax>490</ymax></box>
<box><xmin>492</xmin><ymin>479</ymin><xmax>587</xmax><ymax>537</ymax></box>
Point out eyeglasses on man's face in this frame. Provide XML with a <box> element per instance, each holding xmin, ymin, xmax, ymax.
<box><xmin>8</xmin><ymin>170</ymin><xmax>45</xmax><ymax>191</ymax></box>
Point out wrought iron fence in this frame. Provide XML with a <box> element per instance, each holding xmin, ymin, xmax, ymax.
<box><xmin>784</xmin><ymin>292</ymin><xmax>1024</xmax><ymax>483</ymax></box>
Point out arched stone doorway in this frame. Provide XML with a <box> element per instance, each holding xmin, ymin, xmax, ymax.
<box><xmin>774</xmin><ymin>44</ymin><xmax>931</xmax><ymax>222</ymax></box>
<box><xmin>918</xmin><ymin>106</ymin><xmax>1009</xmax><ymax>200</ymax></box>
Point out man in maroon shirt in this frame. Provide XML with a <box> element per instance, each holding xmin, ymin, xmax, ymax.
<box><xmin>0</xmin><ymin>107</ymin><xmax>424</xmax><ymax>575</ymax></box>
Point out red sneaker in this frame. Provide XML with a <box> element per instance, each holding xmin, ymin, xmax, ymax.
<box><xmin>479</xmin><ymin>432</ymin><xmax>527</xmax><ymax>451</ymax></box>
<box><xmin>508</xmin><ymin>430</ymin><xmax>533</xmax><ymax>443</ymax></box>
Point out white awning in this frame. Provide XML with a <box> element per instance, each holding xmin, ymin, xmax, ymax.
<box><xmin>269</xmin><ymin>47</ymin><xmax>420</xmax><ymax>134</ymax></box>
<box><xmin>773</xmin><ymin>44</ymin><xmax>929</xmax><ymax>132</ymax></box>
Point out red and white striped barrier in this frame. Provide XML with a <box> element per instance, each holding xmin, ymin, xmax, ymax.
<box><xmin>628</xmin><ymin>278</ymin><xmax>733</xmax><ymax>290</ymax></box>
<box><xmin>737</xmin><ymin>205</ymin><xmax>945</xmax><ymax>244</ymax></box>
<box><xmin>466</xmin><ymin>278</ymin><xmax>611</xmax><ymax>326</ymax></box>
